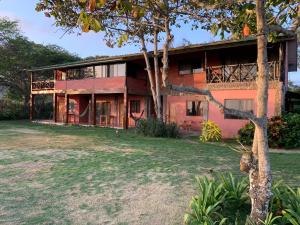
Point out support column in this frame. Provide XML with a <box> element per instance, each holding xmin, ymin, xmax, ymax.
<box><xmin>91</xmin><ymin>93</ymin><xmax>96</xmax><ymax>125</ymax></box>
<box><xmin>29</xmin><ymin>94</ymin><xmax>34</xmax><ymax>120</ymax></box>
<box><xmin>53</xmin><ymin>93</ymin><xmax>57</xmax><ymax>122</ymax></box>
<box><xmin>64</xmin><ymin>93</ymin><xmax>69</xmax><ymax>124</ymax></box>
<box><xmin>123</xmin><ymin>88</ymin><xmax>128</xmax><ymax>129</ymax></box>
<box><xmin>29</xmin><ymin>72</ymin><xmax>33</xmax><ymax>120</ymax></box>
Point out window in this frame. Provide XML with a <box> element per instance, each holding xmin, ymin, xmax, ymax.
<box><xmin>186</xmin><ymin>101</ymin><xmax>205</xmax><ymax>116</ymax></box>
<box><xmin>130</xmin><ymin>100</ymin><xmax>140</xmax><ymax>113</ymax></box>
<box><xmin>224</xmin><ymin>99</ymin><xmax>254</xmax><ymax>119</ymax></box>
<box><xmin>95</xmin><ymin>65</ymin><xmax>108</xmax><ymax>78</ymax></box>
<box><xmin>179</xmin><ymin>63</ymin><xmax>203</xmax><ymax>75</ymax></box>
<box><xmin>95</xmin><ymin>64</ymin><xmax>126</xmax><ymax>78</ymax></box>
<box><xmin>68</xmin><ymin>100</ymin><xmax>76</xmax><ymax>114</ymax></box>
<box><xmin>67</xmin><ymin>67</ymin><xmax>94</xmax><ymax>80</ymax></box>
<box><xmin>109</xmin><ymin>63</ymin><xmax>126</xmax><ymax>77</ymax></box>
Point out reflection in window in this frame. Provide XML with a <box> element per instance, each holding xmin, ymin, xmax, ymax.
<box><xmin>179</xmin><ymin>63</ymin><xmax>203</xmax><ymax>75</ymax></box>
<box><xmin>224</xmin><ymin>99</ymin><xmax>254</xmax><ymax>119</ymax></box>
<box><xmin>68</xmin><ymin>100</ymin><xmax>76</xmax><ymax>114</ymax></box>
<box><xmin>130</xmin><ymin>100</ymin><xmax>141</xmax><ymax>113</ymax></box>
<box><xmin>186</xmin><ymin>101</ymin><xmax>205</xmax><ymax>116</ymax></box>
<box><xmin>95</xmin><ymin>65</ymin><xmax>108</xmax><ymax>78</ymax></box>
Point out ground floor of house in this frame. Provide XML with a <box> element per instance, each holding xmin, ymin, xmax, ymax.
<box><xmin>30</xmin><ymin>82</ymin><xmax>284</xmax><ymax>138</ymax></box>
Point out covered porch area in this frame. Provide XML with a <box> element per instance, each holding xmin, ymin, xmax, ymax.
<box><xmin>54</xmin><ymin>93</ymin><xmax>148</xmax><ymax>129</ymax></box>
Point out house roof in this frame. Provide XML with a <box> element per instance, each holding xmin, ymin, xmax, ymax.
<box><xmin>27</xmin><ymin>35</ymin><xmax>296</xmax><ymax>72</ymax></box>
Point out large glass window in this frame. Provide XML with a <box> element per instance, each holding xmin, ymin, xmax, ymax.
<box><xmin>186</xmin><ymin>101</ymin><xmax>205</xmax><ymax>116</ymax></box>
<box><xmin>95</xmin><ymin>65</ymin><xmax>108</xmax><ymax>78</ymax></box>
<box><xmin>109</xmin><ymin>63</ymin><xmax>126</xmax><ymax>77</ymax></box>
<box><xmin>130</xmin><ymin>100</ymin><xmax>141</xmax><ymax>113</ymax></box>
<box><xmin>224</xmin><ymin>99</ymin><xmax>254</xmax><ymax>119</ymax></box>
<box><xmin>179</xmin><ymin>63</ymin><xmax>203</xmax><ymax>75</ymax></box>
<box><xmin>67</xmin><ymin>67</ymin><xmax>94</xmax><ymax>80</ymax></box>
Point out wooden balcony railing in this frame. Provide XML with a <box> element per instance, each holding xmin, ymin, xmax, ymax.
<box><xmin>32</xmin><ymin>80</ymin><xmax>54</xmax><ymax>91</ymax></box>
<box><xmin>206</xmin><ymin>61</ymin><xmax>280</xmax><ymax>83</ymax></box>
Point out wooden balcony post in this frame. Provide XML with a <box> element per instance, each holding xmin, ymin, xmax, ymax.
<box><xmin>91</xmin><ymin>93</ymin><xmax>96</xmax><ymax>125</ymax></box>
<box><xmin>53</xmin><ymin>93</ymin><xmax>57</xmax><ymax>122</ymax></box>
<box><xmin>29</xmin><ymin>94</ymin><xmax>34</xmax><ymax>120</ymax></box>
<box><xmin>123</xmin><ymin>88</ymin><xmax>128</xmax><ymax>129</ymax></box>
<box><xmin>64</xmin><ymin>93</ymin><xmax>69</xmax><ymax>124</ymax></box>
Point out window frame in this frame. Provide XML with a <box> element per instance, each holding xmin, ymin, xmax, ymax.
<box><xmin>186</xmin><ymin>100</ymin><xmax>204</xmax><ymax>117</ymax></box>
<box><xmin>130</xmin><ymin>100</ymin><xmax>141</xmax><ymax>114</ymax></box>
<box><xmin>179</xmin><ymin>62</ymin><xmax>203</xmax><ymax>75</ymax></box>
<box><xmin>224</xmin><ymin>99</ymin><xmax>254</xmax><ymax>120</ymax></box>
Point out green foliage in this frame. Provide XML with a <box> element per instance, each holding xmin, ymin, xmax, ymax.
<box><xmin>280</xmin><ymin>114</ymin><xmax>300</xmax><ymax>148</ymax></box>
<box><xmin>219</xmin><ymin>173</ymin><xmax>248</xmax><ymax>208</ymax></box>
<box><xmin>185</xmin><ymin>174</ymin><xmax>300</xmax><ymax>225</ymax></box>
<box><xmin>237</xmin><ymin>122</ymin><xmax>255</xmax><ymax>146</ymax></box>
<box><xmin>0</xmin><ymin>17</ymin><xmax>80</xmax><ymax>119</ymax></box>
<box><xmin>238</xmin><ymin>114</ymin><xmax>300</xmax><ymax>148</ymax></box>
<box><xmin>0</xmin><ymin>99</ymin><xmax>28</xmax><ymax>120</ymax></box>
<box><xmin>136</xmin><ymin>118</ymin><xmax>179</xmax><ymax>138</ymax></box>
<box><xmin>200</xmin><ymin>120</ymin><xmax>222</xmax><ymax>142</ymax></box>
<box><xmin>184</xmin><ymin>176</ymin><xmax>227</xmax><ymax>225</ymax></box>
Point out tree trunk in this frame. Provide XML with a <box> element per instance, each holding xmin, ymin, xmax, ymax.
<box><xmin>249</xmin><ymin>1</ymin><xmax>272</xmax><ymax>223</ymax></box>
<box><xmin>153</xmin><ymin>26</ymin><xmax>162</xmax><ymax>120</ymax></box>
<box><xmin>139</xmin><ymin>36</ymin><xmax>159</xmax><ymax>118</ymax></box>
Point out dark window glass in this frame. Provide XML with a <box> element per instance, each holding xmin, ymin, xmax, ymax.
<box><xmin>224</xmin><ymin>99</ymin><xmax>254</xmax><ymax>119</ymax></box>
<box><xmin>68</xmin><ymin>100</ymin><xmax>76</xmax><ymax>114</ymax></box>
<box><xmin>179</xmin><ymin>63</ymin><xmax>203</xmax><ymax>75</ymax></box>
<box><xmin>186</xmin><ymin>101</ymin><xmax>204</xmax><ymax>116</ymax></box>
<box><xmin>130</xmin><ymin>100</ymin><xmax>140</xmax><ymax>113</ymax></box>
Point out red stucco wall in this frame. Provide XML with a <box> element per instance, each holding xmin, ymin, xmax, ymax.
<box><xmin>167</xmin><ymin>88</ymin><xmax>278</xmax><ymax>139</ymax></box>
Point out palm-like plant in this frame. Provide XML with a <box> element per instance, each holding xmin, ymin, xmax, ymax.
<box><xmin>184</xmin><ymin>177</ymin><xmax>227</xmax><ymax>225</ymax></box>
<box><xmin>219</xmin><ymin>173</ymin><xmax>249</xmax><ymax>208</ymax></box>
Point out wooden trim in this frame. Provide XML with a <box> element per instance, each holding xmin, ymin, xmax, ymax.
<box><xmin>123</xmin><ymin>87</ymin><xmax>128</xmax><ymax>129</ymax></box>
<box><xmin>64</xmin><ymin>94</ymin><xmax>69</xmax><ymax>124</ymax></box>
<box><xmin>91</xmin><ymin>93</ymin><xmax>96</xmax><ymax>125</ymax></box>
<box><xmin>53</xmin><ymin>93</ymin><xmax>57</xmax><ymax>122</ymax></box>
<box><xmin>29</xmin><ymin>94</ymin><xmax>34</xmax><ymax>120</ymax></box>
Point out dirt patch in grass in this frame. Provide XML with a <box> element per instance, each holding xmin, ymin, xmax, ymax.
<box><xmin>66</xmin><ymin>182</ymin><xmax>194</xmax><ymax>225</ymax></box>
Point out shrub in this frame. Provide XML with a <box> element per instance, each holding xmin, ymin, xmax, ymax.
<box><xmin>237</xmin><ymin>122</ymin><xmax>255</xmax><ymax>146</ymax></box>
<box><xmin>238</xmin><ymin>113</ymin><xmax>300</xmax><ymax>149</ymax></box>
<box><xmin>135</xmin><ymin>118</ymin><xmax>179</xmax><ymax>138</ymax></box>
<box><xmin>184</xmin><ymin>173</ymin><xmax>300</xmax><ymax>225</ymax></box>
<box><xmin>281</xmin><ymin>113</ymin><xmax>300</xmax><ymax>148</ymax></box>
<box><xmin>0</xmin><ymin>99</ymin><xmax>28</xmax><ymax>120</ymax></box>
<box><xmin>200</xmin><ymin>120</ymin><xmax>222</xmax><ymax>142</ymax></box>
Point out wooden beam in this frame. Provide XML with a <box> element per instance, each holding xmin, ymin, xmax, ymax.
<box><xmin>53</xmin><ymin>93</ymin><xmax>57</xmax><ymax>122</ymax></box>
<box><xmin>91</xmin><ymin>93</ymin><xmax>96</xmax><ymax>125</ymax></box>
<box><xmin>29</xmin><ymin>72</ymin><xmax>33</xmax><ymax>120</ymax></box>
<box><xmin>123</xmin><ymin>88</ymin><xmax>128</xmax><ymax>129</ymax></box>
<box><xmin>64</xmin><ymin>94</ymin><xmax>69</xmax><ymax>124</ymax></box>
<box><xmin>29</xmin><ymin>94</ymin><xmax>34</xmax><ymax>120</ymax></box>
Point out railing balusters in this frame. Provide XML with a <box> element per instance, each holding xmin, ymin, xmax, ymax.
<box><xmin>207</xmin><ymin>61</ymin><xmax>279</xmax><ymax>83</ymax></box>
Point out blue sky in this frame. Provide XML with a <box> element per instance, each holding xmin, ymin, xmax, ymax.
<box><xmin>1</xmin><ymin>0</ymin><xmax>299</xmax><ymax>83</ymax></box>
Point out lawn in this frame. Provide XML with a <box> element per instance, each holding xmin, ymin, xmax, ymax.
<box><xmin>0</xmin><ymin>121</ymin><xmax>299</xmax><ymax>225</ymax></box>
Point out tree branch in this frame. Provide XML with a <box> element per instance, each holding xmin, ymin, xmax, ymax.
<box><xmin>166</xmin><ymin>83</ymin><xmax>260</xmax><ymax>124</ymax></box>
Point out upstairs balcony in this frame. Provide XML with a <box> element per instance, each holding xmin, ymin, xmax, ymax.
<box><xmin>32</xmin><ymin>80</ymin><xmax>54</xmax><ymax>92</ymax></box>
<box><xmin>206</xmin><ymin>61</ymin><xmax>280</xmax><ymax>83</ymax></box>
<box><xmin>31</xmin><ymin>62</ymin><xmax>148</xmax><ymax>95</ymax></box>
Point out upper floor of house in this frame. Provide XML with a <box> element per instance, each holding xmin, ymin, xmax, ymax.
<box><xmin>29</xmin><ymin>36</ymin><xmax>297</xmax><ymax>95</ymax></box>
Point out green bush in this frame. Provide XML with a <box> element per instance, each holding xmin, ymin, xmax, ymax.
<box><xmin>281</xmin><ymin>113</ymin><xmax>300</xmax><ymax>148</ymax></box>
<box><xmin>135</xmin><ymin>118</ymin><xmax>179</xmax><ymax>138</ymax></box>
<box><xmin>0</xmin><ymin>100</ymin><xmax>28</xmax><ymax>120</ymax></box>
<box><xmin>200</xmin><ymin>120</ymin><xmax>222</xmax><ymax>142</ymax></box>
<box><xmin>184</xmin><ymin>173</ymin><xmax>300</xmax><ymax>225</ymax></box>
<box><xmin>238</xmin><ymin>113</ymin><xmax>300</xmax><ymax>149</ymax></box>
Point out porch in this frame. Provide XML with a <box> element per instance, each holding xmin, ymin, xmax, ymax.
<box><xmin>53</xmin><ymin>93</ymin><xmax>147</xmax><ymax>129</ymax></box>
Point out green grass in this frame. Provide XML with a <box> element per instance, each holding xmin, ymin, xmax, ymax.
<box><xmin>0</xmin><ymin>120</ymin><xmax>299</xmax><ymax>225</ymax></box>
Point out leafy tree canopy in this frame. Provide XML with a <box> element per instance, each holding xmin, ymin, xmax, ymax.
<box><xmin>0</xmin><ymin>17</ymin><xmax>80</xmax><ymax>102</ymax></box>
